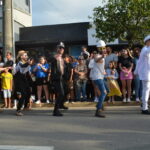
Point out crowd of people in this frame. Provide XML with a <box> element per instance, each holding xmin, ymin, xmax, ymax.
<box><xmin>0</xmin><ymin>35</ymin><xmax>150</xmax><ymax>117</ymax></box>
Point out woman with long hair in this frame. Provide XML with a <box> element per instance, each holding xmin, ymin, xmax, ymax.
<box><xmin>118</xmin><ymin>48</ymin><xmax>134</xmax><ymax>103</ymax></box>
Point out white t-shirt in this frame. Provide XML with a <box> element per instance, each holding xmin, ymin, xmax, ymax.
<box><xmin>91</xmin><ymin>58</ymin><xmax>105</xmax><ymax>80</ymax></box>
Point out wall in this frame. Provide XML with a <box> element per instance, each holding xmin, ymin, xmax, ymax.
<box><xmin>13</xmin><ymin>0</ymin><xmax>31</xmax><ymax>14</ymax></box>
<box><xmin>13</xmin><ymin>0</ymin><xmax>32</xmax><ymax>42</ymax></box>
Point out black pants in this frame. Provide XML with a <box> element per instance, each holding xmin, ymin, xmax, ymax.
<box><xmin>86</xmin><ymin>80</ymin><xmax>94</xmax><ymax>100</ymax></box>
<box><xmin>53</xmin><ymin>80</ymin><xmax>66</xmax><ymax>110</ymax></box>
<box><xmin>16</xmin><ymin>86</ymin><xmax>31</xmax><ymax>111</ymax></box>
<box><xmin>14</xmin><ymin>72</ymin><xmax>31</xmax><ymax>112</ymax></box>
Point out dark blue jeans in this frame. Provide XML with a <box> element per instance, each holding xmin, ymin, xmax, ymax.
<box><xmin>134</xmin><ymin>76</ymin><xmax>142</xmax><ymax>99</ymax></box>
<box><xmin>94</xmin><ymin>79</ymin><xmax>107</xmax><ymax>110</ymax></box>
<box><xmin>75</xmin><ymin>79</ymin><xmax>87</xmax><ymax>100</ymax></box>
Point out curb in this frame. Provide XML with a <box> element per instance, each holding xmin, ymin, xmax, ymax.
<box><xmin>0</xmin><ymin>101</ymin><xmax>141</xmax><ymax>108</ymax></box>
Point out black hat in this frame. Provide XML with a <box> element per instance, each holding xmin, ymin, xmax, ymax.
<box><xmin>57</xmin><ymin>42</ymin><xmax>65</xmax><ymax>49</ymax></box>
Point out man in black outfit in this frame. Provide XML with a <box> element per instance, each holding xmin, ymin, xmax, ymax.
<box><xmin>14</xmin><ymin>51</ymin><xmax>31</xmax><ymax>116</ymax></box>
<box><xmin>51</xmin><ymin>42</ymin><xmax>68</xmax><ymax>116</ymax></box>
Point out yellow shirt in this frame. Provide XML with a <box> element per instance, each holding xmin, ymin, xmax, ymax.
<box><xmin>0</xmin><ymin>72</ymin><xmax>13</xmax><ymax>90</ymax></box>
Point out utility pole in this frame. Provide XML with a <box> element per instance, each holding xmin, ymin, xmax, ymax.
<box><xmin>2</xmin><ymin>0</ymin><xmax>13</xmax><ymax>58</ymax></box>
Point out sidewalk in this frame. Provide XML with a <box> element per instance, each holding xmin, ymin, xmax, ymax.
<box><xmin>0</xmin><ymin>101</ymin><xmax>140</xmax><ymax>109</ymax></box>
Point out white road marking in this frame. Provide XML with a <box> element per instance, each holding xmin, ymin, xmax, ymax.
<box><xmin>0</xmin><ymin>146</ymin><xmax>54</xmax><ymax>150</ymax></box>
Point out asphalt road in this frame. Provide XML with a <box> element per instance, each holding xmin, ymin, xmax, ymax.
<box><xmin>0</xmin><ymin>106</ymin><xmax>150</xmax><ymax>150</ymax></box>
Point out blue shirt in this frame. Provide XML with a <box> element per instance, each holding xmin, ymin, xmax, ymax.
<box><xmin>105</xmin><ymin>68</ymin><xmax>118</xmax><ymax>80</ymax></box>
<box><xmin>35</xmin><ymin>63</ymin><xmax>49</xmax><ymax>78</ymax></box>
<box><xmin>72</xmin><ymin>62</ymin><xmax>79</xmax><ymax>68</ymax></box>
<box><xmin>30</xmin><ymin>65</ymin><xmax>36</xmax><ymax>74</ymax></box>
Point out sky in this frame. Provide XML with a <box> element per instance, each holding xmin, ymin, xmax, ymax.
<box><xmin>32</xmin><ymin>0</ymin><xmax>101</xmax><ymax>26</ymax></box>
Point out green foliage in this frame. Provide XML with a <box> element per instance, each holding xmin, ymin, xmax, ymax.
<box><xmin>92</xmin><ymin>0</ymin><xmax>150</xmax><ymax>47</ymax></box>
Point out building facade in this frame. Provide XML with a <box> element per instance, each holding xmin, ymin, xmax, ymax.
<box><xmin>16</xmin><ymin>22</ymin><xmax>128</xmax><ymax>60</ymax></box>
<box><xmin>0</xmin><ymin>0</ymin><xmax>32</xmax><ymax>50</ymax></box>
<box><xmin>16</xmin><ymin>22</ymin><xmax>89</xmax><ymax>60</ymax></box>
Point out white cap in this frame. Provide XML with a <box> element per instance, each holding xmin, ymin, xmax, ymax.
<box><xmin>144</xmin><ymin>35</ymin><xmax>150</xmax><ymax>43</ymax></box>
<box><xmin>96</xmin><ymin>40</ymin><xmax>106</xmax><ymax>48</ymax></box>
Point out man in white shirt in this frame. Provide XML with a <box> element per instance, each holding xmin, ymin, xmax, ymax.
<box><xmin>134</xmin><ymin>35</ymin><xmax>150</xmax><ymax>114</ymax></box>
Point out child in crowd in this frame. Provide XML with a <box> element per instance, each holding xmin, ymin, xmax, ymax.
<box><xmin>0</xmin><ymin>67</ymin><xmax>13</xmax><ymax>108</ymax></box>
<box><xmin>105</xmin><ymin>61</ymin><xmax>121</xmax><ymax>103</ymax></box>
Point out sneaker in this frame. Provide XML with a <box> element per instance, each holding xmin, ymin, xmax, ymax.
<box><xmin>127</xmin><ymin>98</ymin><xmax>131</xmax><ymax>103</ymax></box>
<box><xmin>107</xmin><ymin>99</ymin><xmax>111</xmax><ymax>103</ymax></box>
<box><xmin>21</xmin><ymin>105</ymin><xmax>24</xmax><ymax>109</ymax></box>
<box><xmin>31</xmin><ymin>95</ymin><xmax>35</xmax><ymax>102</ymax></box>
<box><xmin>95</xmin><ymin>109</ymin><xmax>106</xmax><ymax>118</ymax></box>
<box><xmin>13</xmin><ymin>106</ymin><xmax>17</xmax><ymax>109</ymax></box>
<box><xmin>123</xmin><ymin>98</ymin><xmax>126</xmax><ymax>103</ymax></box>
<box><xmin>53</xmin><ymin>110</ymin><xmax>63</xmax><ymax>116</ymax></box>
<box><xmin>141</xmin><ymin>110</ymin><xmax>150</xmax><ymax>115</ymax></box>
<box><xmin>16</xmin><ymin>111</ymin><xmax>24</xmax><ymax>116</ymax></box>
<box><xmin>35</xmin><ymin>100</ymin><xmax>41</xmax><ymax>104</ymax></box>
<box><xmin>46</xmin><ymin>100</ymin><xmax>50</xmax><ymax>104</ymax></box>
<box><xmin>136</xmin><ymin>98</ymin><xmax>140</xmax><ymax>102</ymax></box>
<box><xmin>94</xmin><ymin>97</ymin><xmax>98</xmax><ymax>102</ymax></box>
<box><xmin>65</xmin><ymin>101</ymin><xmax>69</xmax><ymax>104</ymax></box>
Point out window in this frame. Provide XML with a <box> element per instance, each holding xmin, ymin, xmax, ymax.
<box><xmin>0</xmin><ymin>0</ymin><xmax>3</xmax><ymax>6</ymax></box>
<box><xmin>26</xmin><ymin>0</ymin><xmax>29</xmax><ymax>6</ymax></box>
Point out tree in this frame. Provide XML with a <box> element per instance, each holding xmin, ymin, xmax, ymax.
<box><xmin>92</xmin><ymin>0</ymin><xmax>150</xmax><ymax>47</ymax></box>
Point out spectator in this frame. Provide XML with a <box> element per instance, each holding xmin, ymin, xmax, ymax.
<box><xmin>105</xmin><ymin>61</ymin><xmax>121</xmax><ymax>104</ymax></box>
<box><xmin>0</xmin><ymin>54</ymin><xmax>4</xmax><ymax>97</ymax></box>
<box><xmin>0</xmin><ymin>67</ymin><xmax>13</xmax><ymax>108</ymax></box>
<box><xmin>72</xmin><ymin>57</ymin><xmax>79</xmax><ymax>68</ymax></box>
<box><xmin>48</xmin><ymin>63</ymin><xmax>56</xmax><ymax>104</ymax></box>
<box><xmin>4</xmin><ymin>52</ymin><xmax>14</xmax><ymax>73</ymax></box>
<box><xmin>0</xmin><ymin>54</ymin><xmax>4</xmax><ymax>67</ymax></box>
<box><xmin>105</xmin><ymin>47</ymin><xmax>118</xmax><ymax>69</ymax></box>
<box><xmin>29</xmin><ymin>57</ymin><xmax>37</xmax><ymax>100</ymax></box>
<box><xmin>34</xmin><ymin>56</ymin><xmax>50</xmax><ymax>105</ymax></box>
<box><xmin>133</xmin><ymin>47</ymin><xmax>142</xmax><ymax>102</ymax></box>
<box><xmin>74</xmin><ymin>56</ymin><xmax>88</xmax><ymax>101</ymax></box>
<box><xmin>119</xmin><ymin>49</ymin><xmax>134</xmax><ymax>103</ymax></box>
<box><xmin>81</xmin><ymin>45</ymin><xmax>90</xmax><ymax>59</ymax></box>
<box><xmin>63</xmin><ymin>55</ymin><xmax>74</xmax><ymax>103</ymax></box>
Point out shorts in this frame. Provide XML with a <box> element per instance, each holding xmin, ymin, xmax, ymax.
<box><xmin>36</xmin><ymin>77</ymin><xmax>48</xmax><ymax>86</ymax></box>
<box><xmin>3</xmin><ymin>89</ymin><xmax>11</xmax><ymax>98</ymax></box>
<box><xmin>120</xmin><ymin>71</ymin><xmax>133</xmax><ymax>80</ymax></box>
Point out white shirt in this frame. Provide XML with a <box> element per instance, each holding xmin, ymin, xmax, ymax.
<box><xmin>134</xmin><ymin>46</ymin><xmax>150</xmax><ymax>81</ymax></box>
<box><xmin>88</xmin><ymin>59</ymin><xmax>95</xmax><ymax>79</ymax></box>
<box><xmin>91</xmin><ymin>58</ymin><xmax>105</xmax><ymax>80</ymax></box>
